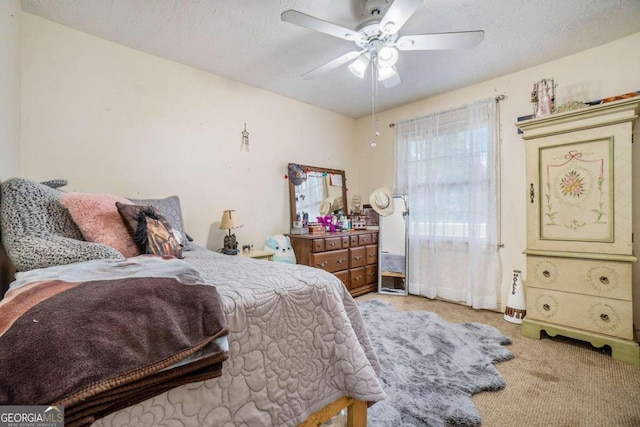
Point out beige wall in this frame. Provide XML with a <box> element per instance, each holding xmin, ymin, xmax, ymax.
<box><xmin>353</xmin><ymin>32</ymin><xmax>640</xmax><ymax>319</ymax></box>
<box><xmin>20</xmin><ymin>13</ymin><xmax>357</xmax><ymax>251</ymax></box>
<box><xmin>16</xmin><ymin>11</ymin><xmax>640</xmax><ymax>324</ymax></box>
<box><xmin>0</xmin><ymin>0</ymin><xmax>21</xmax><ymax>180</ymax></box>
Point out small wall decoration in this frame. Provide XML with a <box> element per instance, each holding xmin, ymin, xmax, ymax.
<box><xmin>531</xmin><ymin>78</ymin><xmax>557</xmax><ymax>118</ymax></box>
<box><xmin>241</xmin><ymin>123</ymin><xmax>250</xmax><ymax>152</ymax></box>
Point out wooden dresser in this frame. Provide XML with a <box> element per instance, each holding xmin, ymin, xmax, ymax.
<box><xmin>287</xmin><ymin>230</ymin><xmax>378</xmax><ymax>297</ymax></box>
<box><xmin>517</xmin><ymin>97</ymin><xmax>640</xmax><ymax>365</ymax></box>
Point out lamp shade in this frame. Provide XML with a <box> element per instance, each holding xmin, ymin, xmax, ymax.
<box><xmin>219</xmin><ymin>210</ymin><xmax>243</xmax><ymax>230</ymax></box>
<box><xmin>377</xmin><ymin>45</ymin><xmax>398</xmax><ymax>68</ymax></box>
<box><xmin>348</xmin><ymin>53</ymin><xmax>370</xmax><ymax>79</ymax></box>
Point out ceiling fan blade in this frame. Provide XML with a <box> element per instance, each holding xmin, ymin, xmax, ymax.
<box><xmin>396</xmin><ymin>30</ymin><xmax>485</xmax><ymax>50</ymax></box>
<box><xmin>379</xmin><ymin>0</ymin><xmax>424</xmax><ymax>35</ymax></box>
<box><xmin>381</xmin><ymin>70</ymin><xmax>402</xmax><ymax>88</ymax></box>
<box><xmin>301</xmin><ymin>50</ymin><xmax>364</xmax><ymax>79</ymax></box>
<box><xmin>281</xmin><ymin>10</ymin><xmax>365</xmax><ymax>43</ymax></box>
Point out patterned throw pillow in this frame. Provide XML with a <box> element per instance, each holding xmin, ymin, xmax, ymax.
<box><xmin>60</xmin><ymin>193</ymin><xmax>140</xmax><ymax>258</ymax></box>
<box><xmin>116</xmin><ymin>202</ymin><xmax>184</xmax><ymax>259</ymax></box>
<box><xmin>128</xmin><ymin>196</ymin><xmax>194</xmax><ymax>250</ymax></box>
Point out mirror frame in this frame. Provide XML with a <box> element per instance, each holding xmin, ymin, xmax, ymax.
<box><xmin>288</xmin><ymin>164</ymin><xmax>348</xmax><ymax>227</ymax></box>
<box><xmin>378</xmin><ymin>195</ymin><xmax>409</xmax><ymax>296</ymax></box>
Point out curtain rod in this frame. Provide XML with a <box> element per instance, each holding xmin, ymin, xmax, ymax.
<box><xmin>388</xmin><ymin>94</ymin><xmax>506</xmax><ymax>127</ymax></box>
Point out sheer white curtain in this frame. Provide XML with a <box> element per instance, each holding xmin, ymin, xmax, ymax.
<box><xmin>394</xmin><ymin>98</ymin><xmax>500</xmax><ymax>309</ymax></box>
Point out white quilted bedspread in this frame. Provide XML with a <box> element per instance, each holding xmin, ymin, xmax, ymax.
<box><xmin>94</xmin><ymin>247</ymin><xmax>386</xmax><ymax>427</ymax></box>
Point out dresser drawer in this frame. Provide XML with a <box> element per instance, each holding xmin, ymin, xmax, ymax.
<box><xmin>526</xmin><ymin>288</ymin><xmax>633</xmax><ymax>340</ymax></box>
<box><xmin>311</xmin><ymin>239</ymin><xmax>325</xmax><ymax>253</ymax></box>
<box><xmin>341</xmin><ymin>236</ymin><xmax>350</xmax><ymax>248</ymax></box>
<box><xmin>350</xmin><ymin>247</ymin><xmax>366</xmax><ymax>268</ymax></box>
<box><xmin>350</xmin><ymin>235</ymin><xmax>359</xmax><ymax>247</ymax></box>
<box><xmin>365</xmin><ymin>265</ymin><xmax>377</xmax><ymax>284</ymax></box>
<box><xmin>324</xmin><ymin>237</ymin><xmax>343</xmax><ymax>251</ymax></box>
<box><xmin>334</xmin><ymin>270</ymin><xmax>349</xmax><ymax>288</ymax></box>
<box><xmin>358</xmin><ymin>233</ymin><xmax>373</xmax><ymax>246</ymax></box>
<box><xmin>527</xmin><ymin>256</ymin><xmax>632</xmax><ymax>300</ymax></box>
<box><xmin>366</xmin><ymin>244</ymin><xmax>378</xmax><ymax>265</ymax></box>
<box><xmin>350</xmin><ymin>267</ymin><xmax>366</xmax><ymax>289</ymax></box>
<box><xmin>310</xmin><ymin>249</ymin><xmax>348</xmax><ymax>273</ymax></box>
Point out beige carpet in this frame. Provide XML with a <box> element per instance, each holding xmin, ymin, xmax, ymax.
<box><xmin>356</xmin><ymin>293</ymin><xmax>640</xmax><ymax>427</ymax></box>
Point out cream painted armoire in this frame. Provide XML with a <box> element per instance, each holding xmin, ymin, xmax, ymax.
<box><xmin>517</xmin><ymin>97</ymin><xmax>640</xmax><ymax>365</ymax></box>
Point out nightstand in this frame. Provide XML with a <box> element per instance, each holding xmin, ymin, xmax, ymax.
<box><xmin>239</xmin><ymin>249</ymin><xmax>274</xmax><ymax>261</ymax></box>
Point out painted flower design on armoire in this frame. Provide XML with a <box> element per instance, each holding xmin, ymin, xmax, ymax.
<box><xmin>518</xmin><ymin>97</ymin><xmax>640</xmax><ymax>365</ymax></box>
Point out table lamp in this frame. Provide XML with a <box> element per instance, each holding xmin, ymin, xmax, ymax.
<box><xmin>220</xmin><ymin>210</ymin><xmax>243</xmax><ymax>255</ymax></box>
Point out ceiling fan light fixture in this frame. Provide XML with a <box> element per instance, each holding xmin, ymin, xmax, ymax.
<box><xmin>348</xmin><ymin>53</ymin><xmax>370</xmax><ymax>78</ymax></box>
<box><xmin>377</xmin><ymin>45</ymin><xmax>399</xmax><ymax>67</ymax></box>
<box><xmin>377</xmin><ymin>64</ymin><xmax>397</xmax><ymax>81</ymax></box>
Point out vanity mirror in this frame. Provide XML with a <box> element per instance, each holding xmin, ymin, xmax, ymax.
<box><xmin>288</xmin><ymin>164</ymin><xmax>347</xmax><ymax>227</ymax></box>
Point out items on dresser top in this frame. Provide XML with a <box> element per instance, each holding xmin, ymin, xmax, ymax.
<box><xmin>287</xmin><ymin>230</ymin><xmax>378</xmax><ymax>297</ymax></box>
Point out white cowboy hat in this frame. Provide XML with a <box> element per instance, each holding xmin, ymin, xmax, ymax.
<box><xmin>369</xmin><ymin>187</ymin><xmax>394</xmax><ymax>217</ymax></box>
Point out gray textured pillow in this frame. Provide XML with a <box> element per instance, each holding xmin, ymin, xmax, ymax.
<box><xmin>128</xmin><ymin>196</ymin><xmax>194</xmax><ymax>250</ymax></box>
<box><xmin>0</xmin><ymin>177</ymin><xmax>125</xmax><ymax>271</ymax></box>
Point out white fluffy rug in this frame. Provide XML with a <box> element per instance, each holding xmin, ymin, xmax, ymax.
<box><xmin>359</xmin><ymin>299</ymin><xmax>514</xmax><ymax>427</ymax></box>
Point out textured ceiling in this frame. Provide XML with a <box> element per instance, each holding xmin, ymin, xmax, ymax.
<box><xmin>20</xmin><ymin>0</ymin><xmax>640</xmax><ymax>118</ymax></box>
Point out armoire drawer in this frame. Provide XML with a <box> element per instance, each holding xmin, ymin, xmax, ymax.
<box><xmin>527</xmin><ymin>256</ymin><xmax>632</xmax><ymax>300</ymax></box>
<box><xmin>310</xmin><ymin>249</ymin><xmax>348</xmax><ymax>273</ymax></box>
<box><xmin>526</xmin><ymin>288</ymin><xmax>633</xmax><ymax>340</ymax></box>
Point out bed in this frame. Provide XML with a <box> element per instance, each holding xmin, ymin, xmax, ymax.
<box><xmin>0</xmin><ymin>177</ymin><xmax>386</xmax><ymax>427</ymax></box>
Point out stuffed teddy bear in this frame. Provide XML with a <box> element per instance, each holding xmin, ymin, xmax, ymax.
<box><xmin>263</xmin><ymin>234</ymin><xmax>296</xmax><ymax>264</ymax></box>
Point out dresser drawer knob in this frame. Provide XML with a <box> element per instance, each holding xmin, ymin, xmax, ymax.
<box><xmin>337</xmin><ymin>259</ymin><xmax>345</xmax><ymax>264</ymax></box>
<box><xmin>599</xmin><ymin>276</ymin><xmax>609</xmax><ymax>285</ymax></box>
<box><xmin>542</xmin><ymin>270</ymin><xmax>550</xmax><ymax>278</ymax></box>
<box><xmin>354</xmin><ymin>275</ymin><xmax>363</xmax><ymax>281</ymax></box>
<box><xmin>329</xmin><ymin>242</ymin><xmax>336</xmax><ymax>247</ymax></box>
<box><xmin>600</xmin><ymin>314</ymin><xmax>610</xmax><ymax>322</ymax></box>
<box><xmin>319</xmin><ymin>261</ymin><xmax>328</xmax><ymax>267</ymax></box>
<box><xmin>542</xmin><ymin>304</ymin><xmax>550</xmax><ymax>311</ymax></box>
<box><xmin>354</xmin><ymin>256</ymin><xmax>362</xmax><ymax>261</ymax></box>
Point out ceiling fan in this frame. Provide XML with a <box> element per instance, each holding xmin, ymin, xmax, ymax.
<box><xmin>281</xmin><ymin>0</ymin><xmax>484</xmax><ymax>88</ymax></box>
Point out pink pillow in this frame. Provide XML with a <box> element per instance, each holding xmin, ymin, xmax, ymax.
<box><xmin>60</xmin><ymin>193</ymin><xmax>140</xmax><ymax>258</ymax></box>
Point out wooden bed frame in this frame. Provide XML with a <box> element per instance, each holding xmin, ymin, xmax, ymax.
<box><xmin>0</xmin><ymin>243</ymin><xmax>368</xmax><ymax>426</ymax></box>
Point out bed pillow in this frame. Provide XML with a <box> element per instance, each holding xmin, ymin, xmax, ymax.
<box><xmin>60</xmin><ymin>193</ymin><xmax>140</xmax><ymax>258</ymax></box>
<box><xmin>116</xmin><ymin>202</ymin><xmax>184</xmax><ymax>259</ymax></box>
<box><xmin>128</xmin><ymin>196</ymin><xmax>194</xmax><ymax>250</ymax></box>
<box><xmin>0</xmin><ymin>178</ymin><xmax>126</xmax><ymax>272</ymax></box>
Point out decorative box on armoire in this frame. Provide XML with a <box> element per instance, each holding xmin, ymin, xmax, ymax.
<box><xmin>517</xmin><ymin>97</ymin><xmax>640</xmax><ymax>365</ymax></box>
<box><xmin>287</xmin><ymin>230</ymin><xmax>378</xmax><ymax>297</ymax></box>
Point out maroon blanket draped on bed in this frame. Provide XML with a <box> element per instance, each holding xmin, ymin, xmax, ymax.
<box><xmin>0</xmin><ymin>276</ymin><xmax>229</xmax><ymax>427</ymax></box>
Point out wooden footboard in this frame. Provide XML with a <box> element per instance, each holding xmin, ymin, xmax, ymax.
<box><xmin>298</xmin><ymin>397</ymin><xmax>367</xmax><ymax>427</ymax></box>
